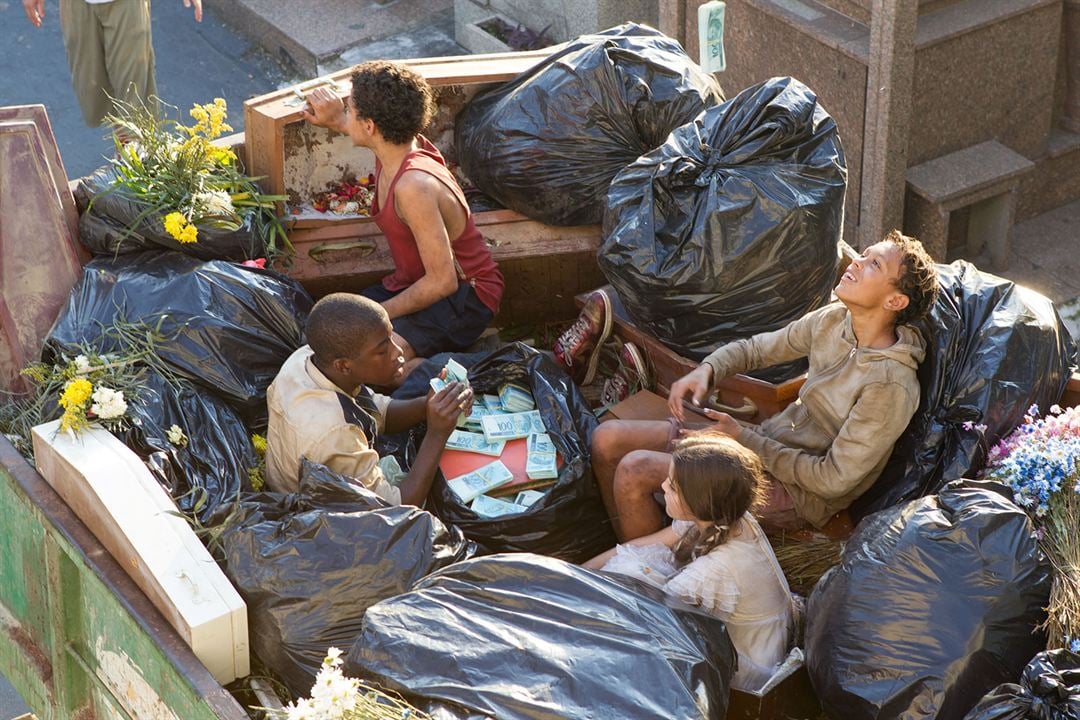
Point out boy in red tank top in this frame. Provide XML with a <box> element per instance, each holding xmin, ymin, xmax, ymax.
<box><xmin>303</xmin><ymin>61</ymin><xmax>505</xmax><ymax>383</ymax></box>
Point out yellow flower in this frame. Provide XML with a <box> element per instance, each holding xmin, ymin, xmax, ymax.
<box><xmin>247</xmin><ymin>467</ymin><xmax>265</xmax><ymax>492</ymax></box>
<box><xmin>163</xmin><ymin>211</ymin><xmax>187</xmax><ymax>240</ymax></box>
<box><xmin>59</xmin><ymin>378</ymin><xmax>93</xmax><ymax>410</ymax></box>
<box><xmin>178</xmin><ymin>223</ymin><xmax>198</xmax><ymax>244</ymax></box>
<box><xmin>208</xmin><ymin>145</ymin><xmax>236</xmax><ymax>166</ymax></box>
<box><xmin>187</xmin><ymin>99</ymin><xmax>233</xmax><ymax>140</ymax></box>
<box><xmin>251</xmin><ymin>433</ymin><xmax>267</xmax><ymax>454</ymax></box>
<box><xmin>59</xmin><ymin>408</ymin><xmax>86</xmax><ymax>435</ymax></box>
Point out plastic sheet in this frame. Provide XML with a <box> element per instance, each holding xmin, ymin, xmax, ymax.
<box><xmin>217</xmin><ymin>460</ymin><xmax>476</xmax><ymax>696</ymax></box>
<box><xmin>851</xmin><ymin>261</ymin><xmax>1077</xmax><ymax>521</ymax></box>
<box><xmin>421</xmin><ymin>343</ymin><xmax>616</xmax><ymax>563</ymax></box>
<box><xmin>75</xmin><ymin>166</ymin><xmax>268</xmax><ymax>261</ymax></box>
<box><xmin>45</xmin><ymin>252</ymin><xmax>312</xmax><ymax>424</ymax></box>
<box><xmin>121</xmin><ymin>370</ymin><xmax>256</xmax><ymax>523</ymax></box>
<box><xmin>963</xmin><ymin>650</ymin><xmax>1080</xmax><ymax>720</ymax></box>
<box><xmin>806</xmin><ymin>481</ymin><xmax>1052</xmax><ymax>720</ymax></box>
<box><xmin>455</xmin><ymin>23</ymin><xmax>723</xmax><ymax>226</ymax></box>
<box><xmin>346</xmin><ymin>553</ymin><xmax>736</xmax><ymax>720</ymax></box>
<box><xmin>599</xmin><ymin>76</ymin><xmax>846</xmax><ymax>375</ymax></box>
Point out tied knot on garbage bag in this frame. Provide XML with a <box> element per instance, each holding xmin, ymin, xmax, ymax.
<box><xmin>963</xmin><ymin>649</ymin><xmax>1080</xmax><ymax>720</ymax></box>
<box><xmin>599</xmin><ymin>76</ymin><xmax>847</xmax><ymax>381</ymax></box>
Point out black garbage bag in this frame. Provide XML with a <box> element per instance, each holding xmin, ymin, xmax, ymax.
<box><xmin>455</xmin><ymin>23</ymin><xmax>724</xmax><ymax>226</ymax></box>
<box><xmin>422</xmin><ymin>343</ymin><xmax>615</xmax><ymax>563</ymax></box>
<box><xmin>75</xmin><ymin>166</ymin><xmax>268</xmax><ymax>261</ymax></box>
<box><xmin>121</xmin><ymin>370</ymin><xmax>256</xmax><ymax>523</ymax></box>
<box><xmin>346</xmin><ymin>553</ymin><xmax>737</xmax><ymax>720</ymax></box>
<box><xmin>216</xmin><ymin>460</ymin><xmax>476</xmax><ymax>697</ymax></box>
<box><xmin>851</xmin><ymin>261</ymin><xmax>1076</xmax><ymax>521</ymax></box>
<box><xmin>45</xmin><ymin>251</ymin><xmax>312</xmax><ymax>425</ymax></box>
<box><xmin>806</xmin><ymin>481</ymin><xmax>1052</xmax><ymax>720</ymax></box>
<box><xmin>599</xmin><ymin>76</ymin><xmax>846</xmax><ymax>376</ymax></box>
<box><xmin>963</xmin><ymin>650</ymin><xmax>1080</xmax><ymax>720</ymax></box>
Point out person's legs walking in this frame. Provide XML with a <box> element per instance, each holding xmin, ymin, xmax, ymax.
<box><xmin>101</xmin><ymin>0</ymin><xmax>157</xmax><ymax>116</ymax></box>
<box><xmin>60</xmin><ymin>0</ymin><xmax>111</xmax><ymax>127</ymax></box>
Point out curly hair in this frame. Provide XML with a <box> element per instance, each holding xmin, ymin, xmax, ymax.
<box><xmin>349</xmin><ymin>60</ymin><xmax>435</xmax><ymax>145</ymax></box>
<box><xmin>883</xmin><ymin>229</ymin><xmax>940</xmax><ymax>326</ymax></box>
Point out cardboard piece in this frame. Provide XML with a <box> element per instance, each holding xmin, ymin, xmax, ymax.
<box><xmin>0</xmin><ymin>105</ymin><xmax>88</xmax><ymax>393</ymax></box>
<box><xmin>31</xmin><ymin>421</ymin><xmax>249</xmax><ymax>684</ymax></box>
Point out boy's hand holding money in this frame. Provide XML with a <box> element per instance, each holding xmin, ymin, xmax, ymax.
<box><xmin>427</xmin><ymin>381</ymin><xmax>473</xmax><ymax>436</ymax></box>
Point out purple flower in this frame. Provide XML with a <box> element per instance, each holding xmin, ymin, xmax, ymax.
<box><xmin>962</xmin><ymin>421</ymin><xmax>974</xmax><ymax>431</ymax></box>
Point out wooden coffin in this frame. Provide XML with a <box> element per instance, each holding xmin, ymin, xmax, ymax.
<box><xmin>31</xmin><ymin>421</ymin><xmax>249</xmax><ymax>684</ymax></box>
<box><xmin>243</xmin><ymin>51</ymin><xmax>605</xmax><ymax>325</ymax></box>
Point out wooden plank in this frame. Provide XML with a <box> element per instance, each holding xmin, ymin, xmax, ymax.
<box><xmin>31</xmin><ymin>421</ymin><xmax>249</xmax><ymax>684</ymax></box>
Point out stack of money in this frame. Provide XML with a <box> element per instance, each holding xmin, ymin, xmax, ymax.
<box><xmin>447</xmin><ymin>459</ymin><xmax>514</xmax><ymax>503</ymax></box>
<box><xmin>481</xmin><ymin>410</ymin><xmax>546</xmax><ymax>443</ymax></box>
<box><xmin>514</xmin><ymin>489</ymin><xmax>547</xmax><ymax>508</ymax></box>
<box><xmin>481</xmin><ymin>394</ymin><xmax>502</xmax><ymax>412</ymax></box>
<box><xmin>471</xmin><ymin>494</ymin><xmax>528</xmax><ymax>517</ymax></box>
<box><xmin>429</xmin><ymin>357</ymin><xmax>470</xmax><ymax>393</ymax></box>
<box><xmin>525</xmin><ymin>432</ymin><xmax>558</xmax><ymax>480</ymax></box>
<box><xmin>445</xmin><ymin>429</ymin><xmax>506</xmax><ymax>457</ymax></box>
<box><xmin>456</xmin><ymin>404</ymin><xmax>493</xmax><ymax>430</ymax></box>
<box><xmin>498</xmin><ymin>383</ymin><xmax>536</xmax><ymax>413</ymax></box>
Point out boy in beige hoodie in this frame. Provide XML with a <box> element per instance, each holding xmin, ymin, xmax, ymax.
<box><xmin>592</xmin><ymin>230</ymin><xmax>940</xmax><ymax>541</ymax></box>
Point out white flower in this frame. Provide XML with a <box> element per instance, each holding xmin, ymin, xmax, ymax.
<box><xmin>166</xmin><ymin>424</ymin><xmax>187</xmax><ymax>447</ymax></box>
<box><xmin>284</xmin><ymin>697</ymin><xmax>315</xmax><ymax>720</ymax></box>
<box><xmin>74</xmin><ymin>355</ymin><xmax>92</xmax><ymax>374</ymax></box>
<box><xmin>324</xmin><ymin>647</ymin><xmax>344</xmax><ymax>667</ymax></box>
<box><xmin>194</xmin><ymin>189</ymin><xmax>234</xmax><ymax>217</ymax></box>
<box><xmin>89</xmin><ymin>386</ymin><xmax>127</xmax><ymax>420</ymax></box>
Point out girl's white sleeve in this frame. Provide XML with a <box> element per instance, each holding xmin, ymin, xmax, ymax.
<box><xmin>666</xmin><ymin>554</ymin><xmax>739</xmax><ymax>617</ymax></box>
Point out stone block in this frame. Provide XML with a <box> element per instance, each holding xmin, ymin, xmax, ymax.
<box><xmin>908</xmin><ymin>0</ymin><xmax>1060</xmax><ymax>165</ymax></box>
<box><xmin>904</xmin><ymin>140</ymin><xmax>1034</xmax><ymax>267</ymax></box>
<box><xmin>1017</xmin><ymin>128</ymin><xmax>1080</xmax><ymax>219</ymax></box>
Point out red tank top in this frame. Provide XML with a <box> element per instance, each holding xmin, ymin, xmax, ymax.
<box><xmin>371</xmin><ymin>136</ymin><xmax>504</xmax><ymax>314</ymax></box>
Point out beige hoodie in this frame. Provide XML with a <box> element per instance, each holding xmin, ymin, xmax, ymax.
<box><xmin>703</xmin><ymin>302</ymin><xmax>926</xmax><ymax>528</ymax></box>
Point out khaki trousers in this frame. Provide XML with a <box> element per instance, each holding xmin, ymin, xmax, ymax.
<box><xmin>60</xmin><ymin>0</ymin><xmax>157</xmax><ymax>127</ymax></box>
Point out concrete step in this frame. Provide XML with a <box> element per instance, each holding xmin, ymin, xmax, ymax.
<box><xmin>211</xmin><ymin>0</ymin><xmax>463</xmax><ymax>78</ymax></box>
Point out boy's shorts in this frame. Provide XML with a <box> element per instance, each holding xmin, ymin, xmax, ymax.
<box><xmin>361</xmin><ymin>282</ymin><xmax>493</xmax><ymax>358</ymax></box>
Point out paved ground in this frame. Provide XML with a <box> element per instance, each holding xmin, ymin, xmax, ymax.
<box><xmin>0</xmin><ymin>0</ymin><xmax>288</xmax><ymax>180</ymax></box>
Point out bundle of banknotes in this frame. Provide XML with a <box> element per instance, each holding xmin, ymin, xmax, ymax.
<box><xmin>480</xmin><ymin>410</ymin><xmax>546</xmax><ymax>442</ymax></box>
<box><xmin>525</xmin><ymin>432</ymin><xmax>558</xmax><ymax>480</ymax></box>
<box><xmin>445</xmin><ymin>429</ymin><xmax>506</xmax><ymax>457</ymax></box>
<box><xmin>447</xmin><ymin>459</ymin><xmax>514</xmax><ymax>504</ymax></box>
<box><xmin>429</xmin><ymin>357</ymin><xmax>469</xmax><ymax>393</ymax></box>
<box><xmin>498</xmin><ymin>383</ymin><xmax>536</xmax><ymax>413</ymax></box>
<box><xmin>470</xmin><ymin>489</ymin><xmax>548</xmax><ymax>517</ymax></box>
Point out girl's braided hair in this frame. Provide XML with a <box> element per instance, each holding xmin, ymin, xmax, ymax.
<box><xmin>671</xmin><ymin>433</ymin><xmax>768</xmax><ymax>565</ymax></box>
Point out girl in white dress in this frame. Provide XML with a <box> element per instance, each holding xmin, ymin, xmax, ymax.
<box><xmin>585</xmin><ymin>433</ymin><xmax>795</xmax><ymax>691</ymax></box>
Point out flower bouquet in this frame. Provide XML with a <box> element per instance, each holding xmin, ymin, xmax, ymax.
<box><xmin>983</xmin><ymin>403</ymin><xmax>1080</xmax><ymax>650</ymax></box>
<box><xmin>80</xmin><ymin>96</ymin><xmax>288</xmax><ymax>261</ymax></box>
<box><xmin>264</xmin><ymin>648</ymin><xmax>427</xmax><ymax>720</ymax></box>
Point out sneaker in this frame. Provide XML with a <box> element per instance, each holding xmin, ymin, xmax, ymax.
<box><xmin>601</xmin><ymin>341</ymin><xmax>648</xmax><ymax>406</ymax></box>
<box><xmin>554</xmin><ymin>288</ymin><xmax>613</xmax><ymax>385</ymax></box>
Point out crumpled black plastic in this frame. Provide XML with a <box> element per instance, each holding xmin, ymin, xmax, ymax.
<box><xmin>345</xmin><ymin>553</ymin><xmax>736</xmax><ymax>720</ymax></box>
<box><xmin>45</xmin><ymin>251</ymin><xmax>311</xmax><ymax>425</ymax></box>
<box><xmin>74</xmin><ymin>166</ymin><xmax>268</xmax><ymax>261</ymax></box>
<box><xmin>806</xmin><ymin>481</ymin><xmax>1052</xmax><ymax>720</ymax></box>
<box><xmin>421</xmin><ymin>343</ymin><xmax>616</xmax><ymax>563</ymax></box>
<box><xmin>216</xmin><ymin>460</ymin><xmax>476</xmax><ymax>697</ymax></box>
<box><xmin>455</xmin><ymin>23</ymin><xmax>724</xmax><ymax>226</ymax></box>
<box><xmin>599</xmin><ymin>76</ymin><xmax>846</xmax><ymax>377</ymax></box>
<box><xmin>851</xmin><ymin>261</ymin><xmax>1077</xmax><ymax>521</ymax></box>
<box><xmin>120</xmin><ymin>369</ymin><xmax>256</xmax><ymax>523</ymax></box>
<box><xmin>963</xmin><ymin>650</ymin><xmax>1080</xmax><ymax>720</ymax></box>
